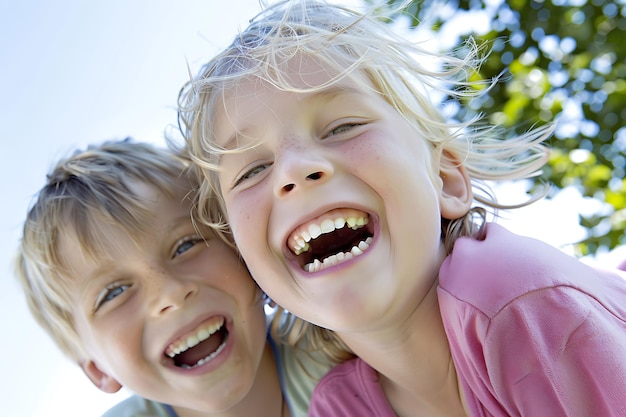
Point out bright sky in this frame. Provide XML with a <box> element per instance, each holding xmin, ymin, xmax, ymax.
<box><xmin>1</xmin><ymin>1</ymin><xmax>624</xmax><ymax>417</ymax></box>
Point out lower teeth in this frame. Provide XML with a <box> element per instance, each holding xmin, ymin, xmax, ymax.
<box><xmin>180</xmin><ymin>341</ymin><xmax>227</xmax><ymax>369</ymax></box>
<box><xmin>304</xmin><ymin>237</ymin><xmax>373</xmax><ymax>272</ymax></box>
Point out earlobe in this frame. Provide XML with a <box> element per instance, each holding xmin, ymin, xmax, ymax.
<box><xmin>80</xmin><ymin>360</ymin><xmax>122</xmax><ymax>393</ymax></box>
<box><xmin>438</xmin><ymin>151</ymin><xmax>473</xmax><ymax>219</ymax></box>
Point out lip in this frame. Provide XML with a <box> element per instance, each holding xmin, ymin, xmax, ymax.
<box><xmin>282</xmin><ymin>204</ymin><xmax>379</xmax><ymax>276</ymax></box>
<box><xmin>161</xmin><ymin>314</ymin><xmax>235</xmax><ymax>375</ymax></box>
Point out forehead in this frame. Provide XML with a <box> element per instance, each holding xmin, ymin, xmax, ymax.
<box><xmin>246</xmin><ymin>54</ymin><xmax>367</xmax><ymax>95</ymax></box>
<box><xmin>58</xmin><ymin>180</ymin><xmax>193</xmax><ymax>265</ymax></box>
<box><xmin>57</xmin><ymin>214</ymin><xmax>130</xmax><ymax>277</ymax></box>
<box><xmin>213</xmin><ymin>55</ymin><xmax>370</xmax><ymax>144</ymax></box>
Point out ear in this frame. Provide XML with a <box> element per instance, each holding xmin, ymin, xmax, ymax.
<box><xmin>437</xmin><ymin>150</ymin><xmax>473</xmax><ymax>220</ymax></box>
<box><xmin>80</xmin><ymin>359</ymin><xmax>123</xmax><ymax>394</ymax></box>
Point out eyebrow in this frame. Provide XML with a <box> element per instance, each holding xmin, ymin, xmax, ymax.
<box><xmin>75</xmin><ymin>259</ymin><xmax>119</xmax><ymax>303</ymax></box>
<box><xmin>303</xmin><ymin>85</ymin><xmax>364</xmax><ymax>104</ymax></box>
<box><xmin>163</xmin><ymin>214</ymin><xmax>194</xmax><ymax>235</ymax></box>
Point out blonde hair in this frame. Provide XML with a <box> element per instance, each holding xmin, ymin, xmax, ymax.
<box><xmin>178</xmin><ymin>0</ymin><xmax>553</xmax><ymax>362</ymax></box>
<box><xmin>15</xmin><ymin>139</ymin><xmax>195</xmax><ymax>362</ymax></box>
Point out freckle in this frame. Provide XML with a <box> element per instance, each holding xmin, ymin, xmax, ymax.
<box><xmin>280</xmin><ymin>135</ymin><xmax>306</xmax><ymax>151</ymax></box>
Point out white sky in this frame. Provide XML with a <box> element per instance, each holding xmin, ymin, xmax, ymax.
<box><xmin>1</xmin><ymin>1</ymin><xmax>624</xmax><ymax>417</ymax></box>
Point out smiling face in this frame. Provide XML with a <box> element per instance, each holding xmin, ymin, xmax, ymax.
<box><xmin>62</xmin><ymin>180</ymin><xmax>267</xmax><ymax>413</ymax></box>
<box><xmin>214</xmin><ymin>57</ymin><xmax>471</xmax><ymax>336</ymax></box>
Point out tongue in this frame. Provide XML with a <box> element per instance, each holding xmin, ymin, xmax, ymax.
<box><xmin>174</xmin><ymin>329</ymin><xmax>225</xmax><ymax>367</ymax></box>
<box><xmin>309</xmin><ymin>226</ymin><xmax>371</xmax><ymax>259</ymax></box>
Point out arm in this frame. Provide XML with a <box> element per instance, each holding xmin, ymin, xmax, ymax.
<box><xmin>308</xmin><ymin>358</ymin><xmax>396</xmax><ymax>417</ymax></box>
<box><xmin>485</xmin><ymin>286</ymin><xmax>626</xmax><ymax>417</ymax></box>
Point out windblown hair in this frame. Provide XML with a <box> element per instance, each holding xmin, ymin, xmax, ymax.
<box><xmin>177</xmin><ymin>0</ymin><xmax>553</xmax><ymax>362</ymax></box>
<box><xmin>15</xmin><ymin>139</ymin><xmax>194</xmax><ymax>362</ymax></box>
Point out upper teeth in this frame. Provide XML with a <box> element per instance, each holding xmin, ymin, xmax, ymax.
<box><xmin>166</xmin><ymin>317</ymin><xmax>224</xmax><ymax>358</ymax></box>
<box><xmin>290</xmin><ymin>210</ymin><xmax>369</xmax><ymax>255</ymax></box>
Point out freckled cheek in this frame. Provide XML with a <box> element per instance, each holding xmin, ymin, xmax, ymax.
<box><xmin>226</xmin><ymin>193</ymin><xmax>268</xmax><ymax>250</ymax></box>
<box><xmin>348</xmin><ymin>143</ymin><xmax>375</xmax><ymax>159</ymax></box>
<box><xmin>340</xmin><ymin>139</ymin><xmax>381</xmax><ymax>170</ymax></box>
<box><xmin>229</xmin><ymin>188</ymin><xmax>266</xmax><ymax>220</ymax></box>
<box><xmin>340</xmin><ymin>138</ymin><xmax>406</xmax><ymax>188</ymax></box>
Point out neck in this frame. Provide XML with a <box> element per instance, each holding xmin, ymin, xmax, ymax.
<box><xmin>338</xmin><ymin>280</ymin><xmax>468</xmax><ymax>417</ymax></box>
<box><xmin>174</xmin><ymin>342</ymin><xmax>288</xmax><ymax>417</ymax></box>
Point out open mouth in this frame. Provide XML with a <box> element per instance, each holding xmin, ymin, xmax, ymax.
<box><xmin>287</xmin><ymin>208</ymin><xmax>374</xmax><ymax>273</ymax></box>
<box><xmin>165</xmin><ymin>316</ymin><xmax>229</xmax><ymax>369</ymax></box>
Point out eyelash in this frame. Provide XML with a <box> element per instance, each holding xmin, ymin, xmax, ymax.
<box><xmin>94</xmin><ymin>282</ymin><xmax>131</xmax><ymax>311</ymax></box>
<box><xmin>233</xmin><ymin>163</ymin><xmax>272</xmax><ymax>188</ymax></box>
<box><xmin>173</xmin><ymin>235</ymin><xmax>204</xmax><ymax>258</ymax></box>
<box><xmin>325</xmin><ymin>122</ymin><xmax>364</xmax><ymax>138</ymax></box>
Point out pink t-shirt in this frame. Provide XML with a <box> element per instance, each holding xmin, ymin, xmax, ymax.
<box><xmin>309</xmin><ymin>224</ymin><xmax>626</xmax><ymax>416</ymax></box>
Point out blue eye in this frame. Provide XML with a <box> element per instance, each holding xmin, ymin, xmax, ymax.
<box><xmin>173</xmin><ymin>236</ymin><xmax>203</xmax><ymax>257</ymax></box>
<box><xmin>235</xmin><ymin>163</ymin><xmax>271</xmax><ymax>187</ymax></box>
<box><xmin>104</xmin><ymin>286</ymin><xmax>126</xmax><ymax>301</ymax></box>
<box><xmin>94</xmin><ymin>283</ymin><xmax>130</xmax><ymax>310</ymax></box>
<box><xmin>325</xmin><ymin>123</ymin><xmax>364</xmax><ymax>138</ymax></box>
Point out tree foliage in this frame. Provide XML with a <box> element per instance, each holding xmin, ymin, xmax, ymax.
<box><xmin>370</xmin><ymin>0</ymin><xmax>626</xmax><ymax>255</ymax></box>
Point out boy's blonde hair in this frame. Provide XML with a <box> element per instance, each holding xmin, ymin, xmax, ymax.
<box><xmin>178</xmin><ymin>0</ymin><xmax>553</xmax><ymax>361</ymax></box>
<box><xmin>16</xmin><ymin>139</ymin><xmax>195</xmax><ymax>362</ymax></box>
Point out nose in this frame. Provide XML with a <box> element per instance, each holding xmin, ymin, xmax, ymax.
<box><xmin>273</xmin><ymin>147</ymin><xmax>333</xmax><ymax>197</ymax></box>
<box><xmin>149</xmin><ymin>269</ymin><xmax>198</xmax><ymax>317</ymax></box>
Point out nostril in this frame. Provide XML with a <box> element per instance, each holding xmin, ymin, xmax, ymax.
<box><xmin>280</xmin><ymin>172</ymin><xmax>324</xmax><ymax>194</ymax></box>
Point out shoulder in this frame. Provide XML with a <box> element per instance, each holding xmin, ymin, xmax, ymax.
<box><xmin>315</xmin><ymin>356</ymin><xmax>377</xmax><ymax>389</ymax></box>
<box><xmin>101</xmin><ymin>395</ymin><xmax>171</xmax><ymax>417</ymax></box>
<box><xmin>309</xmin><ymin>358</ymin><xmax>395</xmax><ymax>417</ymax></box>
<box><xmin>438</xmin><ymin>223</ymin><xmax>626</xmax><ymax>318</ymax></box>
<box><xmin>438</xmin><ymin>226</ymin><xmax>626</xmax><ymax>415</ymax></box>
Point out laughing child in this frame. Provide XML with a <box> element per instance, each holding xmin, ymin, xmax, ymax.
<box><xmin>178</xmin><ymin>1</ymin><xmax>626</xmax><ymax>416</ymax></box>
<box><xmin>15</xmin><ymin>138</ymin><xmax>331</xmax><ymax>417</ymax></box>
